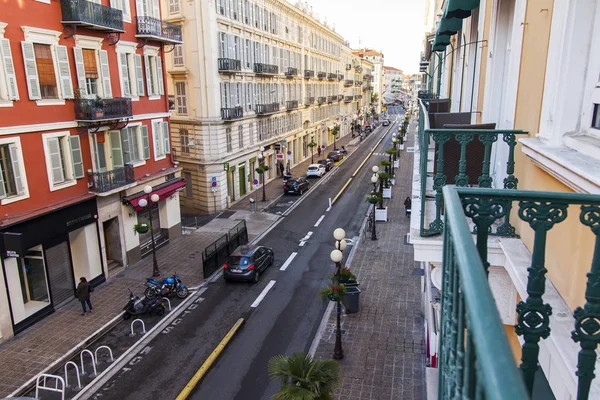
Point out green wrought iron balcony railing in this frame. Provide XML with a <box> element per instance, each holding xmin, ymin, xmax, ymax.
<box><xmin>60</xmin><ymin>0</ymin><xmax>124</xmax><ymax>32</ymax></box>
<box><xmin>439</xmin><ymin>186</ymin><xmax>600</xmax><ymax>400</ymax></box>
<box><xmin>417</xmin><ymin>99</ymin><xmax>528</xmax><ymax>237</ymax></box>
<box><xmin>136</xmin><ymin>16</ymin><xmax>182</xmax><ymax>44</ymax></box>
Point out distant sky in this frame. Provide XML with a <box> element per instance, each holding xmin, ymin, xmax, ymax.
<box><xmin>299</xmin><ymin>0</ymin><xmax>425</xmax><ymax>74</ymax></box>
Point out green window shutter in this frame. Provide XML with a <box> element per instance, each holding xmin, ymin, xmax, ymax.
<box><xmin>156</xmin><ymin>55</ymin><xmax>164</xmax><ymax>95</ymax></box>
<box><xmin>134</xmin><ymin>54</ymin><xmax>145</xmax><ymax>96</ymax></box>
<box><xmin>21</xmin><ymin>41</ymin><xmax>41</xmax><ymax>100</ymax></box>
<box><xmin>110</xmin><ymin>131</ymin><xmax>124</xmax><ymax>168</ymax></box>
<box><xmin>121</xmin><ymin>128</ymin><xmax>131</xmax><ymax>164</ymax></box>
<box><xmin>161</xmin><ymin>121</ymin><xmax>170</xmax><ymax>154</ymax></box>
<box><xmin>47</xmin><ymin>137</ymin><xmax>65</xmax><ymax>184</ymax></box>
<box><xmin>119</xmin><ymin>52</ymin><xmax>131</xmax><ymax>97</ymax></box>
<box><xmin>98</xmin><ymin>50</ymin><xmax>112</xmax><ymax>98</ymax></box>
<box><xmin>144</xmin><ymin>55</ymin><xmax>153</xmax><ymax>96</ymax></box>
<box><xmin>69</xmin><ymin>136</ymin><xmax>84</xmax><ymax>179</ymax></box>
<box><xmin>141</xmin><ymin>125</ymin><xmax>150</xmax><ymax>159</ymax></box>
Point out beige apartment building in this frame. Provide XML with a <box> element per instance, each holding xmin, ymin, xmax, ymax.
<box><xmin>160</xmin><ymin>0</ymin><xmax>359</xmax><ymax>213</ymax></box>
<box><xmin>353</xmin><ymin>48</ymin><xmax>384</xmax><ymax>113</ymax></box>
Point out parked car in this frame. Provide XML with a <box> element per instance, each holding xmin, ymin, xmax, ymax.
<box><xmin>306</xmin><ymin>164</ymin><xmax>326</xmax><ymax>178</ymax></box>
<box><xmin>318</xmin><ymin>159</ymin><xmax>334</xmax><ymax>171</ymax></box>
<box><xmin>382</xmin><ymin>119</ymin><xmax>390</xmax><ymax>126</ymax></box>
<box><xmin>223</xmin><ymin>245</ymin><xmax>274</xmax><ymax>283</ymax></box>
<box><xmin>284</xmin><ymin>177</ymin><xmax>310</xmax><ymax>195</ymax></box>
<box><xmin>327</xmin><ymin>151</ymin><xmax>343</xmax><ymax>162</ymax></box>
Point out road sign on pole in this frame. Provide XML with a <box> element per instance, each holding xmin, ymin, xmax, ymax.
<box><xmin>211</xmin><ymin>176</ymin><xmax>217</xmax><ymax>182</ymax></box>
<box><xmin>211</xmin><ymin>181</ymin><xmax>217</xmax><ymax>187</ymax></box>
<box><xmin>211</xmin><ymin>187</ymin><xmax>217</xmax><ymax>193</ymax></box>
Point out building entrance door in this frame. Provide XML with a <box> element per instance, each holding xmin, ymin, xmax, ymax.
<box><xmin>239</xmin><ymin>165</ymin><xmax>246</xmax><ymax>196</ymax></box>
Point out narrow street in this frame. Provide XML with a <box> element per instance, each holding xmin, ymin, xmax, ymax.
<box><xmin>89</xmin><ymin>107</ymin><xmax>404</xmax><ymax>400</ymax></box>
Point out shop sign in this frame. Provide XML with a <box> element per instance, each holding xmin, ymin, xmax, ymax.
<box><xmin>223</xmin><ymin>162</ymin><xmax>230</xmax><ymax>171</ymax></box>
<box><xmin>66</xmin><ymin>213</ymin><xmax>95</xmax><ymax>228</ymax></box>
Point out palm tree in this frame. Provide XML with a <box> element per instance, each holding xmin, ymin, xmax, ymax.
<box><xmin>268</xmin><ymin>351</ymin><xmax>341</xmax><ymax>400</ymax></box>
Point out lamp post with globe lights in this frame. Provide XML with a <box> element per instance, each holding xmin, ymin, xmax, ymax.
<box><xmin>138</xmin><ymin>185</ymin><xmax>161</xmax><ymax>277</ymax></box>
<box><xmin>331</xmin><ymin>228</ymin><xmax>347</xmax><ymax>359</ymax></box>
<box><xmin>370</xmin><ymin>174</ymin><xmax>378</xmax><ymax>240</ymax></box>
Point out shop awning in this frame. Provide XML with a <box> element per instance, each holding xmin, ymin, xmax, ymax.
<box><xmin>432</xmin><ymin>34</ymin><xmax>451</xmax><ymax>52</ymax></box>
<box><xmin>123</xmin><ymin>178</ymin><xmax>187</xmax><ymax>211</ymax></box>
<box><xmin>445</xmin><ymin>0</ymin><xmax>480</xmax><ymax>19</ymax></box>
<box><xmin>438</xmin><ymin>15</ymin><xmax>462</xmax><ymax>36</ymax></box>
<box><xmin>432</xmin><ymin>0</ymin><xmax>480</xmax><ymax>52</ymax></box>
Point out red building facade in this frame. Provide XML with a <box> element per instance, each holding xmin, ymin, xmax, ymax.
<box><xmin>0</xmin><ymin>0</ymin><xmax>183</xmax><ymax>340</ymax></box>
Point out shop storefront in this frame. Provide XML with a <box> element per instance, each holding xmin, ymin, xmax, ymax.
<box><xmin>0</xmin><ymin>197</ymin><xmax>104</xmax><ymax>334</ymax></box>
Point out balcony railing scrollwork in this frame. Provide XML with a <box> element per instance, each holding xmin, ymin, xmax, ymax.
<box><xmin>344</xmin><ymin>80</ymin><xmax>353</xmax><ymax>87</ymax></box>
<box><xmin>285</xmin><ymin>67</ymin><xmax>298</xmax><ymax>77</ymax></box>
<box><xmin>344</xmin><ymin>96</ymin><xmax>353</xmax><ymax>103</ymax></box>
<box><xmin>218</xmin><ymin>58</ymin><xmax>241</xmax><ymax>72</ymax></box>
<box><xmin>74</xmin><ymin>98</ymin><xmax>132</xmax><ymax>122</ymax></box>
<box><xmin>304</xmin><ymin>96</ymin><xmax>314</xmax><ymax>106</ymax></box>
<box><xmin>221</xmin><ymin>106</ymin><xmax>243</xmax><ymax>121</ymax></box>
<box><xmin>60</xmin><ymin>0</ymin><xmax>124</xmax><ymax>32</ymax></box>
<box><xmin>327</xmin><ymin>96</ymin><xmax>335</xmax><ymax>103</ymax></box>
<box><xmin>254</xmin><ymin>63</ymin><xmax>279</xmax><ymax>75</ymax></box>
<box><xmin>327</xmin><ymin>73</ymin><xmax>336</xmax><ymax>81</ymax></box>
<box><xmin>256</xmin><ymin>102</ymin><xmax>280</xmax><ymax>115</ymax></box>
<box><xmin>136</xmin><ymin>16</ymin><xmax>183</xmax><ymax>44</ymax></box>
<box><xmin>304</xmin><ymin>70</ymin><xmax>314</xmax><ymax>79</ymax></box>
<box><xmin>285</xmin><ymin>100</ymin><xmax>298</xmax><ymax>110</ymax></box>
<box><xmin>317</xmin><ymin>96</ymin><xmax>326</xmax><ymax>105</ymax></box>
<box><xmin>317</xmin><ymin>72</ymin><xmax>326</xmax><ymax>80</ymax></box>
<box><xmin>88</xmin><ymin>164</ymin><xmax>135</xmax><ymax>193</ymax></box>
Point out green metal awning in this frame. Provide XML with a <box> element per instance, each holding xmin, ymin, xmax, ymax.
<box><xmin>432</xmin><ymin>34</ymin><xmax>451</xmax><ymax>52</ymax></box>
<box><xmin>438</xmin><ymin>14</ymin><xmax>462</xmax><ymax>36</ymax></box>
<box><xmin>445</xmin><ymin>0</ymin><xmax>480</xmax><ymax>19</ymax></box>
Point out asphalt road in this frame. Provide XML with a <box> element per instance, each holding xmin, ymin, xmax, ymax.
<box><xmin>90</xmin><ymin>107</ymin><xmax>404</xmax><ymax>400</ymax></box>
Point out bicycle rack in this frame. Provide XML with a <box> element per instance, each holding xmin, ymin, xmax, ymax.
<box><xmin>80</xmin><ymin>349</ymin><xmax>97</xmax><ymax>377</ymax></box>
<box><xmin>162</xmin><ymin>297</ymin><xmax>172</xmax><ymax>311</ymax></box>
<box><xmin>95</xmin><ymin>345</ymin><xmax>114</xmax><ymax>364</ymax></box>
<box><xmin>36</xmin><ymin>373</ymin><xmax>66</xmax><ymax>400</ymax></box>
<box><xmin>130</xmin><ymin>319</ymin><xmax>146</xmax><ymax>336</ymax></box>
<box><xmin>64</xmin><ymin>361</ymin><xmax>82</xmax><ymax>389</ymax></box>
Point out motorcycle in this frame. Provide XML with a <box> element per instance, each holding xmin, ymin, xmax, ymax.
<box><xmin>144</xmin><ymin>273</ymin><xmax>189</xmax><ymax>299</ymax></box>
<box><xmin>123</xmin><ymin>290</ymin><xmax>166</xmax><ymax>320</ymax></box>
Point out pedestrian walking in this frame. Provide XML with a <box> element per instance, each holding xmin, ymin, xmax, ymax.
<box><xmin>279</xmin><ymin>162</ymin><xmax>284</xmax><ymax>177</ymax></box>
<box><xmin>76</xmin><ymin>277</ymin><xmax>94</xmax><ymax>316</ymax></box>
<box><xmin>404</xmin><ymin>196</ymin><xmax>412</xmax><ymax>217</ymax></box>
<box><xmin>317</xmin><ymin>146</ymin><xmax>322</xmax><ymax>157</ymax></box>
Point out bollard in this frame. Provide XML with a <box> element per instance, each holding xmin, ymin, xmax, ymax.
<box><xmin>249</xmin><ymin>197</ymin><xmax>255</xmax><ymax>212</ymax></box>
<box><xmin>161</xmin><ymin>297</ymin><xmax>172</xmax><ymax>311</ymax></box>
<box><xmin>36</xmin><ymin>374</ymin><xmax>65</xmax><ymax>400</ymax></box>
<box><xmin>80</xmin><ymin>349</ymin><xmax>97</xmax><ymax>377</ymax></box>
<box><xmin>95</xmin><ymin>345</ymin><xmax>114</xmax><ymax>364</ymax></box>
<box><xmin>64</xmin><ymin>361</ymin><xmax>81</xmax><ymax>389</ymax></box>
<box><xmin>130</xmin><ymin>319</ymin><xmax>146</xmax><ymax>336</ymax></box>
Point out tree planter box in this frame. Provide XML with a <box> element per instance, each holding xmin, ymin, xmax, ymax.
<box><xmin>383</xmin><ymin>187</ymin><xmax>392</xmax><ymax>199</ymax></box>
<box><xmin>375</xmin><ymin>207</ymin><xmax>388</xmax><ymax>222</ymax></box>
<box><xmin>399</xmin><ymin>144</ymin><xmax>405</xmax><ymax>150</ymax></box>
<box><xmin>393</xmin><ymin>160</ymin><xmax>399</xmax><ymax>168</ymax></box>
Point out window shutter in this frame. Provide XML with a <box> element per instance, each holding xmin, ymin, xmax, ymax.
<box><xmin>156</xmin><ymin>55</ymin><xmax>164</xmax><ymax>95</ymax></box>
<box><xmin>162</xmin><ymin>121</ymin><xmax>170</xmax><ymax>154</ymax></box>
<box><xmin>227</xmin><ymin>34</ymin><xmax>234</xmax><ymax>59</ymax></box>
<box><xmin>0</xmin><ymin>158</ymin><xmax>5</xmax><ymax>198</ymax></box>
<box><xmin>134</xmin><ymin>54</ymin><xmax>145</xmax><ymax>96</ymax></box>
<box><xmin>98</xmin><ymin>50</ymin><xmax>112</xmax><ymax>98</ymax></box>
<box><xmin>55</xmin><ymin>45</ymin><xmax>74</xmax><ymax>99</ymax></box>
<box><xmin>0</xmin><ymin>39</ymin><xmax>19</xmax><ymax>100</ymax></box>
<box><xmin>144</xmin><ymin>55</ymin><xmax>153</xmax><ymax>96</ymax></box>
<box><xmin>220</xmin><ymin>82</ymin><xmax>227</xmax><ymax>108</ymax></box>
<box><xmin>8</xmin><ymin>144</ymin><xmax>24</xmax><ymax>195</ymax></box>
<box><xmin>119</xmin><ymin>53</ymin><xmax>131</xmax><ymax>97</ymax></box>
<box><xmin>69</xmin><ymin>136</ymin><xmax>84</xmax><ymax>179</ymax></box>
<box><xmin>121</xmin><ymin>128</ymin><xmax>131</xmax><ymax>164</ymax></box>
<box><xmin>152</xmin><ymin>121</ymin><xmax>161</xmax><ymax>157</ymax></box>
<box><xmin>72</xmin><ymin>47</ymin><xmax>88</xmax><ymax>96</ymax></box>
<box><xmin>110</xmin><ymin>0</ymin><xmax>119</xmax><ymax>9</ymax></box>
<box><xmin>110</xmin><ymin>131</ymin><xmax>124</xmax><ymax>168</ymax></box>
<box><xmin>135</xmin><ymin>0</ymin><xmax>144</xmax><ymax>16</ymax></box>
<box><xmin>21</xmin><ymin>41</ymin><xmax>41</xmax><ymax>100</ymax></box>
<box><xmin>47</xmin><ymin>137</ymin><xmax>65</xmax><ymax>184</ymax></box>
<box><xmin>151</xmin><ymin>0</ymin><xmax>160</xmax><ymax>18</ymax></box>
<box><xmin>141</xmin><ymin>125</ymin><xmax>150</xmax><ymax>159</ymax></box>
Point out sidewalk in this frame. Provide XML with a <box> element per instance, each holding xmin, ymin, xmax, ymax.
<box><xmin>229</xmin><ymin>133</ymin><xmax>358</xmax><ymax>212</ymax></box>
<box><xmin>313</xmin><ymin>117</ymin><xmax>426</xmax><ymax>399</ymax></box>
<box><xmin>0</xmin><ymin>210</ymin><xmax>278</xmax><ymax>397</ymax></box>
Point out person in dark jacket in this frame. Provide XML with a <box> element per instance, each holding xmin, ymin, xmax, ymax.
<box><xmin>404</xmin><ymin>196</ymin><xmax>412</xmax><ymax>217</ymax></box>
<box><xmin>76</xmin><ymin>277</ymin><xmax>94</xmax><ymax>316</ymax></box>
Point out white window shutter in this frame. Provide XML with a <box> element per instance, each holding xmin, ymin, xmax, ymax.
<box><xmin>72</xmin><ymin>47</ymin><xmax>88</xmax><ymax>96</ymax></box>
<box><xmin>119</xmin><ymin>53</ymin><xmax>131</xmax><ymax>97</ymax></box>
<box><xmin>47</xmin><ymin>137</ymin><xmax>65</xmax><ymax>184</ymax></box>
<box><xmin>0</xmin><ymin>39</ymin><xmax>19</xmax><ymax>100</ymax></box>
<box><xmin>8</xmin><ymin>144</ymin><xmax>24</xmax><ymax>195</ymax></box>
<box><xmin>98</xmin><ymin>50</ymin><xmax>112</xmax><ymax>98</ymax></box>
<box><xmin>121</xmin><ymin>128</ymin><xmax>131</xmax><ymax>164</ymax></box>
<box><xmin>110</xmin><ymin>0</ymin><xmax>119</xmax><ymax>9</ymax></box>
<box><xmin>0</xmin><ymin>157</ymin><xmax>5</xmax><ymax>198</ymax></box>
<box><xmin>141</xmin><ymin>125</ymin><xmax>150</xmax><ymax>159</ymax></box>
<box><xmin>144</xmin><ymin>55</ymin><xmax>153</xmax><ymax>96</ymax></box>
<box><xmin>152</xmin><ymin>121</ymin><xmax>161</xmax><ymax>157</ymax></box>
<box><xmin>21</xmin><ymin>42</ymin><xmax>41</xmax><ymax>100</ymax></box>
<box><xmin>110</xmin><ymin>131</ymin><xmax>124</xmax><ymax>168</ymax></box>
<box><xmin>55</xmin><ymin>45</ymin><xmax>74</xmax><ymax>99</ymax></box>
<box><xmin>135</xmin><ymin>0</ymin><xmax>144</xmax><ymax>16</ymax></box>
<box><xmin>68</xmin><ymin>136</ymin><xmax>84</xmax><ymax>179</ymax></box>
<box><xmin>156</xmin><ymin>56</ymin><xmax>164</xmax><ymax>95</ymax></box>
<box><xmin>151</xmin><ymin>0</ymin><xmax>160</xmax><ymax>18</ymax></box>
<box><xmin>134</xmin><ymin>54</ymin><xmax>145</xmax><ymax>96</ymax></box>
<box><xmin>162</xmin><ymin>121</ymin><xmax>170</xmax><ymax>154</ymax></box>
<box><xmin>220</xmin><ymin>82</ymin><xmax>227</xmax><ymax>108</ymax></box>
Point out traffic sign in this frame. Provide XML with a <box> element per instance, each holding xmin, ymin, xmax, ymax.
<box><xmin>253</xmin><ymin>184</ymin><xmax>259</xmax><ymax>190</ymax></box>
<box><xmin>211</xmin><ymin>187</ymin><xmax>217</xmax><ymax>193</ymax></box>
<box><xmin>211</xmin><ymin>176</ymin><xmax>217</xmax><ymax>182</ymax></box>
<box><xmin>253</xmin><ymin>179</ymin><xmax>259</xmax><ymax>185</ymax></box>
<box><xmin>211</xmin><ymin>181</ymin><xmax>217</xmax><ymax>187</ymax></box>
<box><xmin>287</xmin><ymin>150</ymin><xmax>291</xmax><ymax>155</ymax></box>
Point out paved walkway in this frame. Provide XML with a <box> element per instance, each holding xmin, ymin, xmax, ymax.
<box><xmin>313</xmin><ymin>116</ymin><xmax>426</xmax><ymax>399</ymax></box>
<box><xmin>230</xmin><ymin>133</ymin><xmax>358</xmax><ymax>212</ymax></box>
<box><xmin>0</xmin><ymin>210</ymin><xmax>278</xmax><ymax>397</ymax></box>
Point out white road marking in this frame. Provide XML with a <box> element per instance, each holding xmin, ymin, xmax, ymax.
<box><xmin>307</xmin><ymin>231</ymin><xmax>313</xmax><ymax>237</ymax></box>
<box><xmin>280</xmin><ymin>252</ymin><xmax>298</xmax><ymax>271</ymax></box>
<box><xmin>326</xmin><ymin>206</ymin><xmax>331</xmax><ymax>212</ymax></box>
<box><xmin>299</xmin><ymin>231</ymin><xmax>313</xmax><ymax>246</ymax></box>
<box><xmin>314</xmin><ymin>215</ymin><xmax>325</xmax><ymax>227</ymax></box>
<box><xmin>299</xmin><ymin>241</ymin><xmax>306</xmax><ymax>247</ymax></box>
<box><xmin>251</xmin><ymin>280</ymin><xmax>276</xmax><ymax>308</ymax></box>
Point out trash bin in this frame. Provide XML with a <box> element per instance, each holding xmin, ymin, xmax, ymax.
<box><xmin>342</xmin><ymin>286</ymin><xmax>361</xmax><ymax>314</ymax></box>
<box><xmin>249</xmin><ymin>197</ymin><xmax>255</xmax><ymax>212</ymax></box>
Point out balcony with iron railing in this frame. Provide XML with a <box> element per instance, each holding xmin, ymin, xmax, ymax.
<box><xmin>337</xmin><ymin>94</ymin><xmax>343</xmax><ymax>101</ymax></box>
<box><xmin>221</xmin><ymin>106</ymin><xmax>243</xmax><ymax>121</ymax></box>
<box><xmin>256</xmin><ymin>102</ymin><xmax>280</xmax><ymax>115</ymax></box>
<box><xmin>327</xmin><ymin>96</ymin><xmax>335</xmax><ymax>104</ymax></box>
<box><xmin>344</xmin><ymin>80</ymin><xmax>353</xmax><ymax>87</ymax></box>
<box><xmin>327</xmin><ymin>72</ymin><xmax>337</xmax><ymax>81</ymax></box>
<box><xmin>355</xmin><ymin>65</ymin><xmax>363</xmax><ymax>73</ymax></box>
<box><xmin>253</xmin><ymin>63</ymin><xmax>279</xmax><ymax>75</ymax></box>
<box><xmin>363</xmin><ymin>74</ymin><xmax>373</xmax><ymax>80</ymax></box>
<box><xmin>304</xmin><ymin>70</ymin><xmax>314</xmax><ymax>79</ymax></box>
<box><xmin>345</xmin><ymin>64</ymin><xmax>352</xmax><ymax>70</ymax></box>
<box><xmin>355</xmin><ymin>80</ymin><xmax>363</xmax><ymax>86</ymax></box>
<box><xmin>344</xmin><ymin>96</ymin><xmax>353</xmax><ymax>103</ymax></box>
<box><xmin>136</xmin><ymin>16</ymin><xmax>182</xmax><ymax>44</ymax></box>
<box><xmin>354</xmin><ymin>94</ymin><xmax>362</xmax><ymax>100</ymax></box>
<box><xmin>363</xmin><ymin>85</ymin><xmax>373</xmax><ymax>91</ymax></box>
<box><xmin>317</xmin><ymin>72</ymin><xmax>326</xmax><ymax>80</ymax></box>
<box><xmin>285</xmin><ymin>67</ymin><xmax>298</xmax><ymax>77</ymax></box>
<box><xmin>304</xmin><ymin>96</ymin><xmax>314</xmax><ymax>106</ymax></box>
<box><xmin>218</xmin><ymin>58</ymin><xmax>241</xmax><ymax>73</ymax></box>
<box><xmin>88</xmin><ymin>164</ymin><xmax>135</xmax><ymax>193</ymax></box>
<box><xmin>437</xmin><ymin>185</ymin><xmax>600</xmax><ymax>400</ymax></box>
<box><xmin>60</xmin><ymin>0</ymin><xmax>124</xmax><ymax>32</ymax></box>
<box><xmin>285</xmin><ymin>100</ymin><xmax>298</xmax><ymax>110</ymax></box>
<box><xmin>74</xmin><ymin>98</ymin><xmax>132</xmax><ymax>122</ymax></box>
<box><xmin>317</xmin><ymin>96</ymin><xmax>326</xmax><ymax>105</ymax></box>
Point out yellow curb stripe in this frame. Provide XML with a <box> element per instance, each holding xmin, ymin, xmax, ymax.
<box><xmin>176</xmin><ymin>317</ymin><xmax>245</xmax><ymax>400</ymax></box>
<box><xmin>331</xmin><ymin>177</ymin><xmax>353</xmax><ymax>205</ymax></box>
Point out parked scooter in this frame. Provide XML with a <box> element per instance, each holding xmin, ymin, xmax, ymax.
<box><xmin>123</xmin><ymin>290</ymin><xmax>166</xmax><ymax>320</ymax></box>
<box><xmin>144</xmin><ymin>273</ymin><xmax>189</xmax><ymax>299</ymax></box>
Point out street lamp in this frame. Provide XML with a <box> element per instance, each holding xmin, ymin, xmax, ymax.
<box><xmin>370</xmin><ymin>167</ymin><xmax>379</xmax><ymax>241</ymax></box>
<box><xmin>331</xmin><ymin>228</ymin><xmax>346</xmax><ymax>360</ymax></box>
<box><xmin>309</xmin><ymin>134</ymin><xmax>316</xmax><ymax>164</ymax></box>
<box><xmin>138</xmin><ymin>185</ymin><xmax>161</xmax><ymax>277</ymax></box>
<box><xmin>258</xmin><ymin>146</ymin><xmax>266</xmax><ymax>202</ymax></box>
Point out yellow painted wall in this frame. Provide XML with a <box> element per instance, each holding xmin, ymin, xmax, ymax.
<box><xmin>512</xmin><ymin>0</ymin><xmax>593</xmax><ymax>310</ymax></box>
<box><xmin>505</xmin><ymin>324</ymin><xmax>522</xmax><ymax>365</ymax></box>
<box><xmin>476</xmin><ymin>0</ymin><xmax>493</xmax><ymax>123</ymax></box>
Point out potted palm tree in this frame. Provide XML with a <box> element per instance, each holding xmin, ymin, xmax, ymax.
<box><xmin>375</xmin><ymin>172</ymin><xmax>389</xmax><ymax>222</ymax></box>
<box><xmin>268</xmin><ymin>351</ymin><xmax>341</xmax><ymax>400</ymax></box>
<box><xmin>379</xmin><ymin>162</ymin><xmax>392</xmax><ymax>199</ymax></box>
